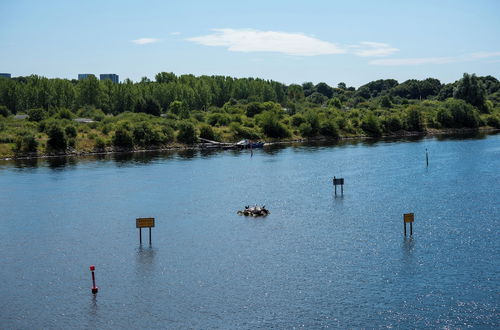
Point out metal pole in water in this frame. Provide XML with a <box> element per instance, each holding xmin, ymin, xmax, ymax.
<box><xmin>139</xmin><ymin>228</ymin><xmax>142</xmax><ymax>244</ymax></box>
<box><xmin>89</xmin><ymin>265</ymin><xmax>98</xmax><ymax>294</ymax></box>
<box><xmin>149</xmin><ymin>227</ymin><xmax>152</xmax><ymax>245</ymax></box>
<box><xmin>426</xmin><ymin>148</ymin><xmax>429</xmax><ymax>167</ymax></box>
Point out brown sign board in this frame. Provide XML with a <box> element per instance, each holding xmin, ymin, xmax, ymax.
<box><xmin>136</xmin><ymin>217</ymin><xmax>155</xmax><ymax>228</ymax></box>
<box><xmin>333</xmin><ymin>178</ymin><xmax>344</xmax><ymax>185</ymax></box>
<box><xmin>404</xmin><ymin>213</ymin><xmax>414</xmax><ymax>223</ymax></box>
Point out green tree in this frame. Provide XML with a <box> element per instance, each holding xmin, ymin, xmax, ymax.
<box><xmin>453</xmin><ymin>73</ymin><xmax>487</xmax><ymax>112</ymax></box>
<box><xmin>78</xmin><ymin>75</ymin><xmax>101</xmax><ymax>107</ymax></box>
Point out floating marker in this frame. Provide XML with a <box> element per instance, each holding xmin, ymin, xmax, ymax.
<box><xmin>89</xmin><ymin>265</ymin><xmax>98</xmax><ymax>294</ymax></box>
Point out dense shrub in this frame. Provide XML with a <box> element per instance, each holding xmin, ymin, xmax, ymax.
<box><xmin>319</xmin><ymin>120</ymin><xmax>340</xmax><ymax>138</ymax></box>
<box><xmin>46</xmin><ymin>123</ymin><xmax>67</xmax><ymax>150</ymax></box>
<box><xmin>361</xmin><ymin>113</ymin><xmax>382</xmax><ymax>137</ymax></box>
<box><xmin>13</xmin><ymin>133</ymin><xmax>38</xmax><ymax>153</ymax></box>
<box><xmin>199</xmin><ymin>124</ymin><xmax>219</xmax><ymax>141</ymax></box>
<box><xmin>28</xmin><ymin>108</ymin><xmax>46</xmax><ymax>122</ymax></box>
<box><xmin>229</xmin><ymin>123</ymin><xmax>261</xmax><ymax>140</ymax></box>
<box><xmin>258</xmin><ymin>111</ymin><xmax>290</xmax><ymax>138</ymax></box>
<box><xmin>65</xmin><ymin>125</ymin><xmax>77</xmax><ymax>138</ymax></box>
<box><xmin>112</xmin><ymin>125</ymin><xmax>134</xmax><ymax>148</ymax></box>
<box><xmin>0</xmin><ymin>105</ymin><xmax>10</xmax><ymax>117</ymax></box>
<box><xmin>176</xmin><ymin>121</ymin><xmax>197</xmax><ymax>144</ymax></box>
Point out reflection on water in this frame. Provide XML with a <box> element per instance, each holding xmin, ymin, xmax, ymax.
<box><xmin>1</xmin><ymin>132</ymin><xmax>497</xmax><ymax>170</ymax></box>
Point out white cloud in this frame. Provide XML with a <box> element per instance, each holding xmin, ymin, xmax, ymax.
<box><xmin>188</xmin><ymin>28</ymin><xmax>397</xmax><ymax>57</ymax></box>
<box><xmin>370</xmin><ymin>51</ymin><xmax>500</xmax><ymax>66</ymax></box>
<box><xmin>188</xmin><ymin>28</ymin><xmax>345</xmax><ymax>56</ymax></box>
<box><xmin>350</xmin><ymin>42</ymin><xmax>399</xmax><ymax>57</ymax></box>
<box><xmin>170</xmin><ymin>32</ymin><xmax>181</xmax><ymax>36</ymax></box>
<box><xmin>469</xmin><ymin>51</ymin><xmax>500</xmax><ymax>59</ymax></box>
<box><xmin>369</xmin><ymin>57</ymin><xmax>456</xmax><ymax>66</ymax></box>
<box><xmin>131</xmin><ymin>38</ymin><xmax>160</xmax><ymax>45</ymax></box>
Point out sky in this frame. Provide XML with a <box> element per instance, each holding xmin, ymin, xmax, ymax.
<box><xmin>1</xmin><ymin>0</ymin><xmax>499</xmax><ymax>87</ymax></box>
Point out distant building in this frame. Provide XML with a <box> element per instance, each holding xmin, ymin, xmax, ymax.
<box><xmin>78</xmin><ymin>74</ymin><xmax>95</xmax><ymax>80</ymax></box>
<box><xmin>0</xmin><ymin>73</ymin><xmax>11</xmax><ymax>79</ymax></box>
<box><xmin>100</xmin><ymin>73</ymin><xmax>119</xmax><ymax>83</ymax></box>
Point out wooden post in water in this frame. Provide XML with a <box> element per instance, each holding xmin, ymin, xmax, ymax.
<box><xmin>139</xmin><ymin>228</ymin><xmax>142</xmax><ymax>244</ymax></box>
<box><xmin>426</xmin><ymin>149</ymin><xmax>429</xmax><ymax>167</ymax></box>
<box><xmin>404</xmin><ymin>213</ymin><xmax>414</xmax><ymax>236</ymax></box>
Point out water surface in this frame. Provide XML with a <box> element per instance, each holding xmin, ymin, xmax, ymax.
<box><xmin>1</xmin><ymin>133</ymin><xmax>499</xmax><ymax>328</ymax></box>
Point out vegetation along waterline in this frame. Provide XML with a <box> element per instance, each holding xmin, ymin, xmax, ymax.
<box><xmin>0</xmin><ymin>72</ymin><xmax>499</xmax><ymax>159</ymax></box>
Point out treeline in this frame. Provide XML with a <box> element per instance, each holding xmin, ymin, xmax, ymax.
<box><xmin>0</xmin><ymin>72</ymin><xmax>499</xmax><ymax>157</ymax></box>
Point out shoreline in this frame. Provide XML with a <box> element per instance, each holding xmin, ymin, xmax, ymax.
<box><xmin>2</xmin><ymin>127</ymin><xmax>499</xmax><ymax>161</ymax></box>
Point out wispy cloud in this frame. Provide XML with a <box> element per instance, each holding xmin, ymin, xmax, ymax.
<box><xmin>370</xmin><ymin>57</ymin><xmax>457</xmax><ymax>66</ymax></box>
<box><xmin>188</xmin><ymin>28</ymin><xmax>398</xmax><ymax>57</ymax></box>
<box><xmin>170</xmin><ymin>32</ymin><xmax>181</xmax><ymax>36</ymax></box>
<box><xmin>370</xmin><ymin>52</ymin><xmax>500</xmax><ymax>66</ymax></box>
<box><xmin>131</xmin><ymin>38</ymin><xmax>160</xmax><ymax>45</ymax></box>
<box><xmin>350</xmin><ymin>42</ymin><xmax>399</xmax><ymax>57</ymax></box>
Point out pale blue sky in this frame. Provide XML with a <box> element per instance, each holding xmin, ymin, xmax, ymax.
<box><xmin>1</xmin><ymin>0</ymin><xmax>499</xmax><ymax>86</ymax></box>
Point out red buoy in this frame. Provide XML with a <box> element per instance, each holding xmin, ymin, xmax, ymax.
<box><xmin>89</xmin><ymin>265</ymin><xmax>98</xmax><ymax>294</ymax></box>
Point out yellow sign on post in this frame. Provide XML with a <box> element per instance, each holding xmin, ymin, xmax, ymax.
<box><xmin>404</xmin><ymin>213</ymin><xmax>414</xmax><ymax>223</ymax></box>
<box><xmin>136</xmin><ymin>217</ymin><xmax>155</xmax><ymax>228</ymax></box>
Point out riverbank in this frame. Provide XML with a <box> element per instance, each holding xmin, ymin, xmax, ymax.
<box><xmin>2</xmin><ymin>127</ymin><xmax>498</xmax><ymax>161</ymax></box>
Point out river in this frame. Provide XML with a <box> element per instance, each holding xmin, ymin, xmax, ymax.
<box><xmin>1</xmin><ymin>133</ymin><xmax>499</xmax><ymax>328</ymax></box>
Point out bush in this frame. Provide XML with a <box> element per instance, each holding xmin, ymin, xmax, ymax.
<box><xmin>28</xmin><ymin>108</ymin><xmax>46</xmax><ymax>122</ymax></box>
<box><xmin>56</xmin><ymin>108</ymin><xmax>74</xmax><ymax>120</ymax></box>
<box><xmin>405</xmin><ymin>105</ymin><xmax>424</xmax><ymax>131</ymax></box>
<box><xmin>94</xmin><ymin>137</ymin><xmax>107</xmax><ymax>150</ymax></box>
<box><xmin>132</xmin><ymin>122</ymin><xmax>163</xmax><ymax>147</ymax></box>
<box><xmin>485</xmin><ymin>114</ymin><xmax>500</xmax><ymax>128</ymax></box>
<box><xmin>259</xmin><ymin>111</ymin><xmax>290</xmax><ymax>138</ymax></box>
<box><xmin>65</xmin><ymin>125</ymin><xmax>77</xmax><ymax>138</ymax></box>
<box><xmin>207</xmin><ymin>113</ymin><xmax>231</xmax><ymax>126</ymax></box>
<box><xmin>0</xmin><ymin>105</ymin><xmax>10</xmax><ymax>117</ymax></box>
<box><xmin>113</xmin><ymin>125</ymin><xmax>134</xmax><ymax>148</ymax></box>
<box><xmin>437</xmin><ymin>99</ymin><xmax>480</xmax><ymax>128</ymax></box>
<box><xmin>199</xmin><ymin>124</ymin><xmax>219</xmax><ymax>141</ymax></box>
<box><xmin>291</xmin><ymin>114</ymin><xmax>306</xmax><ymax>127</ymax></box>
<box><xmin>46</xmin><ymin>123</ymin><xmax>67</xmax><ymax>150</ymax></box>
<box><xmin>246</xmin><ymin>102</ymin><xmax>264</xmax><ymax>117</ymax></box>
<box><xmin>319</xmin><ymin>120</ymin><xmax>340</xmax><ymax>138</ymax></box>
<box><xmin>13</xmin><ymin>133</ymin><xmax>38</xmax><ymax>154</ymax></box>
<box><xmin>299</xmin><ymin>122</ymin><xmax>314</xmax><ymax>137</ymax></box>
<box><xmin>382</xmin><ymin>115</ymin><xmax>403</xmax><ymax>132</ymax></box>
<box><xmin>162</xmin><ymin>126</ymin><xmax>175</xmax><ymax>143</ymax></box>
<box><xmin>361</xmin><ymin>113</ymin><xmax>382</xmax><ymax>137</ymax></box>
<box><xmin>176</xmin><ymin>121</ymin><xmax>197</xmax><ymax>144</ymax></box>
<box><xmin>229</xmin><ymin>123</ymin><xmax>261</xmax><ymax>140</ymax></box>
